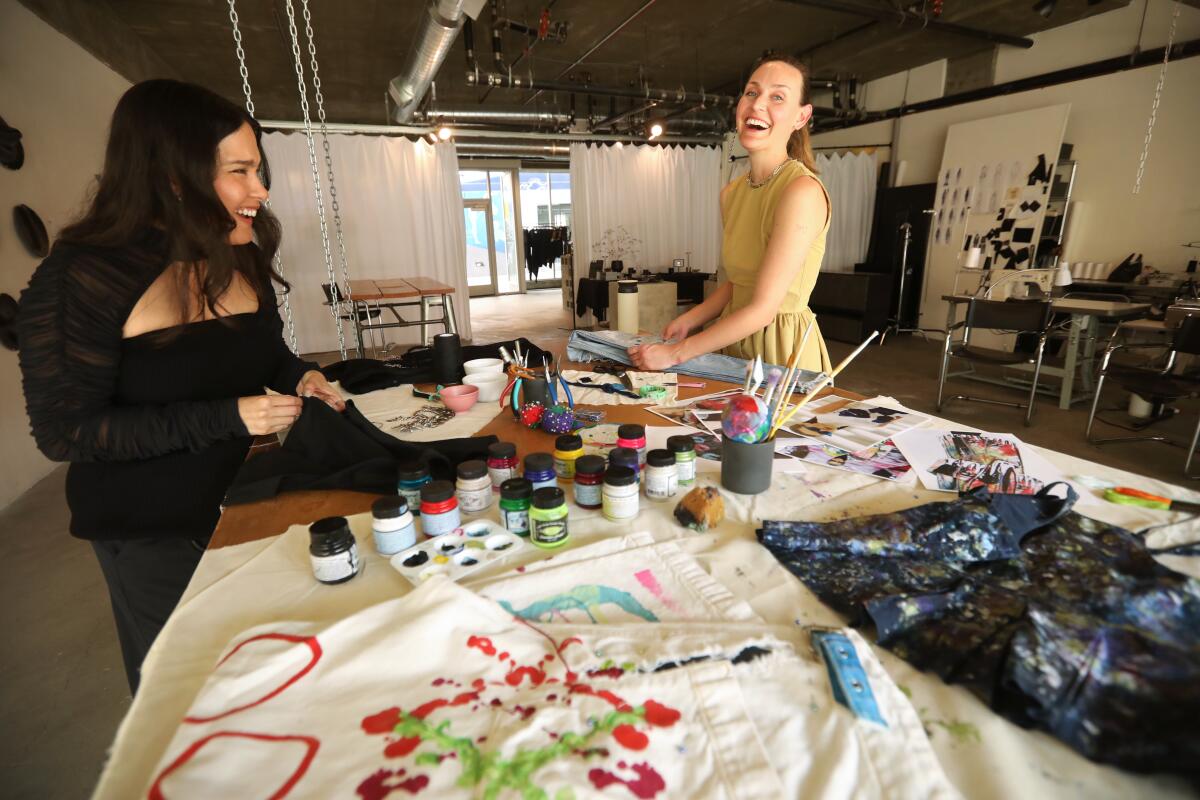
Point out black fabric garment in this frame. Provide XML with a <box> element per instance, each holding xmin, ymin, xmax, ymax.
<box><xmin>323</xmin><ymin>338</ymin><xmax>551</xmax><ymax>394</ymax></box>
<box><xmin>92</xmin><ymin>535</ymin><xmax>208</xmax><ymax>693</ymax></box>
<box><xmin>757</xmin><ymin>488</ymin><xmax>1200</xmax><ymax>775</ymax></box>
<box><xmin>662</xmin><ymin>272</ymin><xmax>709</xmax><ymax>305</ymax></box>
<box><xmin>225</xmin><ymin>397</ymin><xmax>497</xmax><ymax>503</ymax></box>
<box><xmin>523</xmin><ymin>226</ymin><xmax>570</xmax><ymax>280</ymax></box>
<box><xmin>17</xmin><ymin>230</ymin><xmax>315</xmax><ymax>540</ymax></box>
<box><xmin>574</xmin><ymin>278</ymin><xmax>610</xmax><ymax>322</ymax></box>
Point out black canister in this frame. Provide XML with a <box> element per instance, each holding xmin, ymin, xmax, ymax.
<box><xmin>433</xmin><ymin>332</ymin><xmax>464</xmax><ymax>384</ymax></box>
<box><xmin>309</xmin><ymin>516</ymin><xmax>360</xmax><ymax>584</ymax></box>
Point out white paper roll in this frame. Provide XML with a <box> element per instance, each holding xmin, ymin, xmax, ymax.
<box><xmin>964</xmin><ymin>247</ymin><xmax>982</xmax><ymax>269</ymax></box>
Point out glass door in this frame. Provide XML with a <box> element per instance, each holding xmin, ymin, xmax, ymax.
<box><xmin>518</xmin><ymin>170</ymin><xmax>572</xmax><ymax>289</ymax></box>
<box><xmin>463</xmin><ymin>199</ymin><xmax>497</xmax><ymax>297</ymax></box>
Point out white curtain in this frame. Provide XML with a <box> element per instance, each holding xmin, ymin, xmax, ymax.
<box><xmin>569</xmin><ymin>143</ymin><xmax>722</xmax><ymax>283</ymax></box>
<box><xmin>262</xmin><ymin>132</ymin><xmax>467</xmax><ymax>355</ymax></box>
<box><xmin>815</xmin><ymin>150</ymin><xmax>877</xmax><ymax>273</ymax></box>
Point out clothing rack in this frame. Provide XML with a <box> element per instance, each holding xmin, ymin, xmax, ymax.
<box><xmin>523</xmin><ymin>225</ymin><xmax>572</xmax><ymax>281</ymax></box>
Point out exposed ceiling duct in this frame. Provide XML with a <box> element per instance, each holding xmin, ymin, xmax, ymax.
<box><xmin>777</xmin><ymin>0</ymin><xmax>1036</xmax><ymax>49</ymax></box>
<box><xmin>413</xmin><ymin>108</ymin><xmax>573</xmax><ymax>125</ymax></box>
<box><xmin>467</xmin><ymin>70</ymin><xmax>737</xmax><ymax>109</ymax></box>
<box><xmin>388</xmin><ymin>0</ymin><xmax>485</xmax><ymax>123</ymax></box>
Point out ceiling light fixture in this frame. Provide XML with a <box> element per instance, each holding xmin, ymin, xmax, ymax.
<box><xmin>1032</xmin><ymin>0</ymin><xmax>1056</xmax><ymax>18</ymax></box>
<box><xmin>647</xmin><ymin>121</ymin><xmax>665</xmax><ymax>141</ymax></box>
<box><xmin>437</xmin><ymin>125</ymin><xmax>453</xmax><ymax>140</ymax></box>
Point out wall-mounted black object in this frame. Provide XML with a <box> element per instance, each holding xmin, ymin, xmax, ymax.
<box><xmin>0</xmin><ymin>115</ymin><xmax>23</xmax><ymax>170</ymax></box>
<box><xmin>0</xmin><ymin>293</ymin><xmax>18</xmax><ymax>352</ymax></box>
<box><xmin>13</xmin><ymin>205</ymin><xmax>49</xmax><ymax>257</ymax></box>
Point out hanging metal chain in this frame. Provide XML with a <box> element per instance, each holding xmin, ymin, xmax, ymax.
<box><xmin>1133</xmin><ymin>1</ymin><xmax>1180</xmax><ymax>195</ymax></box>
<box><xmin>227</xmin><ymin>0</ymin><xmax>300</xmax><ymax>354</ymax></box>
<box><xmin>300</xmin><ymin>0</ymin><xmax>353</xmax><ymax>297</ymax></box>
<box><xmin>283</xmin><ymin>0</ymin><xmax>347</xmax><ymax>359</ymax></box>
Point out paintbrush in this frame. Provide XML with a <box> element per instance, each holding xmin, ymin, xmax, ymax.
<box><xmin>770</xmin><ymin>330</ymin><xmax>879</xmax><ymax>438</ymax></box>
<box><xmin>761</xmin><ymin>367</ymin><xmax>783</xmax><ymax>407</ymax></box>
<box><xmin>769</xmin><ymin>320</ymin><xmax>813</xmax><ymax>426</ymax></box>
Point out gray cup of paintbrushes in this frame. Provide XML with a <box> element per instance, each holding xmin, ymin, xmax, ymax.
<box><xmin>720</xmin><ymin>434</ymin><xmax>774</xmax><ymax>495</ymax></box>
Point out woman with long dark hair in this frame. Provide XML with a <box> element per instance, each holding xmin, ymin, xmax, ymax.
<box><xmin>630</xmin><ymin>54</ymin><xmax>832</xmax><ymax>373</ymax></box>
<box><xmin>17</xmin><ymin>79</ymin><xmax>343</xmax><ymax>692</ymax></box>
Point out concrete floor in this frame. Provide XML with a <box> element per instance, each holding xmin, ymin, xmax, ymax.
<box><xmin>1</xmin><ymin>288</ymin><xmax>1189</xmax><ymax>798</ymax></box>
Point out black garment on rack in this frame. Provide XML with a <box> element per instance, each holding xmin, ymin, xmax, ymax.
<box><xmin>574</xmin><ymin>278</ymin><xmax>610</xmax><ymax>322</ymax></box>
<box><xmin>524</xmin><ymin>226</ymin><xmax>571</xmax><ymax>280</ymax></box>
<box><xmin>322</xmin><ymin>338</ymin><xmax>552</xmax><ymax>394</ymax></box>
<box><xmin>225</xmin><ymin>397</ymin><xmax>496</xmax><ymax>504</ymax></box>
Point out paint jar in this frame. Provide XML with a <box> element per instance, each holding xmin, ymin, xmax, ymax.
<box><xmin>530</xmin><ymin>486</ymin><xmax>569</xmax><ymax>549</ymax></box>
<box><xmin>487</xmin><ymin>441</ymin><xmax>519</xmax><ymax>490</ymax></box>
<box><xmin>308</xmin><ymin>516</ymin><xmax>360</xmax><ymax>584</ymax></box>
<box><xmin>524</xmin><ymin>452</ymin><xmax>557</xmax><ymax>491</ymax></box>
<box><xmin>573</xmin><ymin>454</ymin><xmax>606</xmax><ymax>510</ymax></box>
<box><xmin>644</xmin><ymin>449</ymin><xmax>678</xmax><ymax>501</ymax></box>
<box><xmin>419</xmin><ymin>480</ymin><xmax>461</xmax><ymax>537</ymax></box>
<box><xmin>456</xmin><ymin>459</ymin><xmax>493</xmax><ymax>513</ymax></box>
<box><xmin>397</xmin><ymin>462</ymin><xmax>432</xmax><ymax>515</ymax></box>
<box><xmin>609</xmin><ymin>446</ymin><xmax>640</xmax><ymax>479</ymax></box>
<box><xmin>499</xmin><ymin>477</ymin><xmax>533</xmax><ymax>536</ymax></box>
<box><xmin>553</xmin><ymin>434</ymin><xmax>584</xmax><ymax>482</ymax></box>
<box><xmin>668</xmin><ymin>435</ymin><xmax>697</xmax><ymax>486</ymax></box>
<box><xmin>371</xmin><ymin>496</ymin><xmax>416</xmax><ymax>556</ymax></box>
<box><xmin>617</xmin><ymin>424</ymin><xmax>647</xmax><ymax>467</ymax></box>
<box><xmin>603</xmin><ymin>465</ymin><xmax>639</xmax><ymax>522</ymax></box>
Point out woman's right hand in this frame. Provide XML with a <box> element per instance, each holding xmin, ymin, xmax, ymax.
<box><xmin>238</xmin><ymin>394</ymin><xmax>303</xmax><ymax>435</ymax></box>
<box><xmin>662</xmin><ymin>317</ymin><xmax>691</xmax><ymax>343</ymax></box>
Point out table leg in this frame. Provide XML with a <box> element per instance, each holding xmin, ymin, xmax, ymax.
<box><xmin>353</xmin><ymin>300</ymin><xmax>366</xmax><ymax>358</ymax></box>
<box><xmin>1059</xmin><ymin>313</ymin><xmax>1084</xmax><ymax>410</ymax></box>
<box><xmin>1080</xmin><ymin>316</ymin><xmax>1099</xmax><ymax>395</ymax></box>
<box><xmin>443</xmin><ymin>295</ymin><xmax>458</xmax><ymax>335</ymax></box>
<box><xmin>419</xmin><ymin>296</ymin><xmax>431</xmax><ymax>346</ymax></box>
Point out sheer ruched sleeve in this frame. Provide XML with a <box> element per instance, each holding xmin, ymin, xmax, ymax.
<box><xmin>17</xmin><ymin>243</ymin><xmax>248</xmax><ymax>463</ymax></box>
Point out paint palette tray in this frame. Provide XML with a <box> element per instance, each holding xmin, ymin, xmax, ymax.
<box><xmin>389</xmin><ymin>520</ymin><xmax>530</xmax><ymax>586</ymax></box>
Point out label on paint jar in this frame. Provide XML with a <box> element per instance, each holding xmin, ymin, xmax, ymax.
<box><xmin>488</xmin><ymin>465</ymin><xmax>517</xmax><ymax>488</ymax></box>
<box><xmin>574</xmin><ymin>482</ymin><xmax>602</xmax><ymax>508</ymax></box>
<box><xmin>310</xmin><ymin>544</ymin><xmax>359</xmax><ymax>584</ymax></box>
<box><xmin>502</xmin><ymin>508</ymin><xmax>530</xmax><ymax>536</ymax></box>
<box><xmin>532</xmin><ymin>517</ymin><xmax>568</xmax><ymax>547</ymax></box>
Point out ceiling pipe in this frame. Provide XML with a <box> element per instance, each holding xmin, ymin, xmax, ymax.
<box><xmin>478</xmin><ymin>0</ymin><xmax>563</xmax><ymax>103</ymax></box>
<box><xmin>470</xmin><ymin>70</ymin><xmax>737</xmax><ymax>109</ymax></box>
<box><xmin>591</xmin><ymin>100</ymin><xmax>659</xmax><ymax>132</ymax></box>
<box><xmin>777</xmin><ymin>0</ymin><xmax>1035</xmax><ymax>49</ymax></box>
<box><xmin>260</xmin><ymin>119</ymin><xmax>723</xmax><ymax>144</ymax></box>
<box><xmin>456</xmin><ymin>142</ymin><xmax>571</xmax><ymax>154</ymax></box>
<box><xmin>389</xmin><ymin>0</ymin><xmax>469</xmax><ymax>123</ymax></box>
<box><xmin>414</xmin><ymin>108</ymin><xmax>573</xmax><ymax>124</ymax></box>
<box><xmin>525</xmin><ymin>0</ymin><xmax>660</xmax><ymax>105</ymax></box>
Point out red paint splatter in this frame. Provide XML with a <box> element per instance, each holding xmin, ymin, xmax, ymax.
<box><xmin>572</xmin><ymin>747</ymin><xmax>610</xmax><ymax>759</ymax></box>
<box><xmin>498</xmin><ymin>651</ymin><xmax>509</xmax><ymax>661</ymax></box>
<box><xmin>587</xmin><ymin>667</ymin><xmax>625</xmax><ymax>679</ymax></box>
<box><xmin>489</xmin><ymin>698</ymin><xmax>502</xmax><ymax>707</ymax></box>
<box><xmin>642</xmin><ymin>700</ymin><xmax>681</xmax><ymax>728</ymax></box>
<box><xmin>568</xmin><ymin>683</ymin><xmax>632</xmax><ymax>712</ymax></box>
<box><xmin>149</xmin><ymin>731</ymin><xmax>319</xmax><ymax>800</ymax></box>
<box><xmin>504</xmin><ymin>665</ymin><xmax>546</xmax><ymax>687</ymax></box>
<box><xmin>410</xmin><ymin>690</ymin><xmax>481</xmax><ymax>720</ymax></box>
<box><xmin>472</xmin><ymin>678</ymin><xmax>486</xmax><ymax>690</ymax></box>
<box><xmin>467</xmin><ymin>636</ymin><xmax>495</xmax><ymax>656</ymax></box>
<box><xmin>383</xmin><ymin>737</ymin><xmax>421</xmax><ymax>758</ymax></box>
<box><xmin>516</xmin><ymin>565</ymin><xmax>526</xmax><ymax>572</ymax></box>
<box><xmin>431</xmin><ymin>678</ymin><xmax>445</xmax><ymax>686</ymax></box>
<box><xmin>612</xmin><ymin>724</ymin><xmax>649</xmax><ymax>750</ymax></box>
<box><xmin>362</xmin><ymin>707</ymin><xmax>403</xmax><ymax>735</ymax></box>
<box><xmin>587</xmin><ymin>762</ymin><xmax>666</xmax><ymax>798</ymax></box>
<box><xmin>356</xmin><ymin>767</ymin><xmax>430</xmax><ymax>800</ymax></box>
<box><xmin>546</xmin><ymin>694</ymin><xmax>558</xmax><ymax>701</ymax></box>
<box><xmin>513</xmin><ymin>705</ymin><xmax>536</xmax><ymax>720</ymax></box>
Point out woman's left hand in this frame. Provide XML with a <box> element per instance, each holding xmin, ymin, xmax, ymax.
<box><xmin>628</xmin><ymin>341</ymin><xmax>683</xmax><ymax>371</ymax></box>
<box><xmin>297</xmin><ymin>370</ymin><xmax>346</xmax><ymax>411</ymax></box>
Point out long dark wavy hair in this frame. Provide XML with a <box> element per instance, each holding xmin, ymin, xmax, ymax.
<box><xmin>59</xmin><ymin>79</ymin><xmax>287</xmax><ymax>322</ymax></box>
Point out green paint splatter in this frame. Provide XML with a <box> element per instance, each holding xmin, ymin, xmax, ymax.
<box><xmin>395</xmin><ymin>705</ymin><xmax>651</xmax><ymax>800</ymax></box>
<box><xmin>930</xmin><ymin>719</ymin><xmax>981</xmax><ymax>744</ymax></box>
<box><xmin>897</xmin><ymin>684</ymin><xmax>912</xmax><ymax>699</ymax></box>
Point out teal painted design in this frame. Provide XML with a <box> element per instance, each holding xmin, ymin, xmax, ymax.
<box><xmin>500</xmin><ymin>585</ymin><xmax>659</xmax><ymax>623</ymax></box>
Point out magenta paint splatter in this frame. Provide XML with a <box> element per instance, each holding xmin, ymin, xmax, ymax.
<box><xmin>587</xmin><ymin>762</ymin><xmax>666</xmax><ymax>798</ymax></box>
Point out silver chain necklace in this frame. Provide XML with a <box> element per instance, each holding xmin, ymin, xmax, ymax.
<box><xmin>746</xmin><ymin>158</ymin><xmax>794</xmax><ymax>189</ymax></box>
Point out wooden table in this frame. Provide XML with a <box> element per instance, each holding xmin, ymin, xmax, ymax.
<box><xmin>344</xmin><ymin>277</ymin><xmax>458</xmax><ymax>354</ymax></box>
<box><xmin>942</xmin><ymin>294</ymin><xmax>1151</xmax><ymax>409</ymax></box>
<box><xmin>211</xmin><ymin>370</ymin><xmax>858</xmax><ymax>549</ymax></box>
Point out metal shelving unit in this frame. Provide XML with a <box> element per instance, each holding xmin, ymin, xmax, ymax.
<box><xmin>1037</xmin><ymin>158</ymin><xmax>1077</xmax><ymax>268</ymax></box>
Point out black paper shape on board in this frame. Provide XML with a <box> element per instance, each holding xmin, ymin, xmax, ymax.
<box><xmin>996</xmin><ymin>209</ymin><xmax>1006</xmax><ymax>221</ymax></box>
<box><xmin>1028</xmin><ymin>200</ymin><xmax>1041</xmax><ymax>213</ymax></box>
<box><xmin>999</xmin><ymin>246</ymin><xmax>1016</xmax><ymax>260</ymax></box>
<box><xmin>963</xmin><ymin>235</ymin><xmax>973</xmax><ymax>251</ymax></box>
<box><xmin>13</xmin><ymin>204</ymin><xmax>48</xmax><ymax>258</ymax></box>
<box><xmin>1001</xmin><ymin>218</ymin><xmax>1015</xmax><ymax>232</ymax></box>
<box><xmin>1020</xmin><ymin>201</ymin><xmax>1030</xmax><ymax>212</ymax></box>
<box><xmin>1014</xmin><ymin>247</ymin><xmax>1031</xmax><ymax>265</ymax></box>
<box><xmin>1012</xmin><ymin>227</ymin><xmax>1035</xmax><ymax>244</ymax></box>
<box><xmin>991</xmin><ymin>239</ymin><xmax>1003</xmax><ymax>252</ymax></box>
<box><xmin>1027</xmin><ymin>153</ymin><xmax>1049</xmax><ymax>185</ymax></box>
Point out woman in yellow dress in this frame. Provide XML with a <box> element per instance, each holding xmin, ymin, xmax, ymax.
<box><xmin>629</xmin><ymin>54</ymin><xmax>832</xmax><ymax>373</ymax></box>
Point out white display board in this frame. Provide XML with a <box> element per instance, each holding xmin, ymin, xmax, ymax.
<box><xmin>919</xmin><ymin>104</ymin><xmax>1070</xmax><ymax>334</ymax></box>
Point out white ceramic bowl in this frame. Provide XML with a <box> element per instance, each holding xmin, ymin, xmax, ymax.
<box><xmin>463</xmin><ymin>357</ymin><xmax>504</xmax><ymax>375</ymax></box>
<box><xmin>464</xmin><ymin>372</ymin><xmax>508</xmax><ymax>402</ymax></box>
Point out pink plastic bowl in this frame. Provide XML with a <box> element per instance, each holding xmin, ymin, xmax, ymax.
<box><xmin>439</xmin><ymin>384</ymin><xmax>479</xmax><ymax>412</ymax></box>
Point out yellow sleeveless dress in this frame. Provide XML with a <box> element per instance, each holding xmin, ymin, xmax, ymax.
<box><xmin>719</xmin><ymin>160</ymin><xmax>832</xmax><ymax>372</ymax></box>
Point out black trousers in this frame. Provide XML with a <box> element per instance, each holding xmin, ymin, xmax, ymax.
<box><xmin>90</xmin><ymin>536</ymin><xmax>207</xmax><ymax>694</ymax></box>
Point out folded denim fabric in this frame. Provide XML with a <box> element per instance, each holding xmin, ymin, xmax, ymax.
<box><xmin>567</xmin><ymin>329</ymin><xmax>825</xmax><ymax>390</ymax></box>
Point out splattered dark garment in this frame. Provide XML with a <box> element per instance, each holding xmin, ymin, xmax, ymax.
<box><xmin>758</xmin><ymin>487</ymin><xmax>1200</xmax><ymax>775</ymax></box>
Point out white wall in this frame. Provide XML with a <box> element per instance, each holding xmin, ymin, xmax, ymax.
<box><xmin>813</xmin><ymin>0</ymin><xmax>1200</xmax><ymax>271</ymax></box>
<box><xmin>0</xmin><ymin>1</ymin><xmax>131</xmax><ymax>508</ymax></box>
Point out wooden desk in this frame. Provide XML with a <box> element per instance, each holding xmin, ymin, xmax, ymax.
<box><xmin>344</xmin><ymin>277</ymin><xmax>458</xmax><ymax>354</ymax></box>
<box><xmin>211</xmin><ymin>373</ymin><xmax>859</xmax><ymax>549</ymax></box>
<box><xmin>942</xmin><ymin>294</ymin><xmax>1151</xmax><ymax>409</ymax></box>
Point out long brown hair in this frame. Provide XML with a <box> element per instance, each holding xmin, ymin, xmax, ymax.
<box><xmin>746</xmin><ymin>54</ymin><xmax>819</xmax><ymax>174</ymax></box>
<box><xmin>59</xmin><ymin>79</ymin><xmax>286</xmax><ymax>322</ymax></box>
